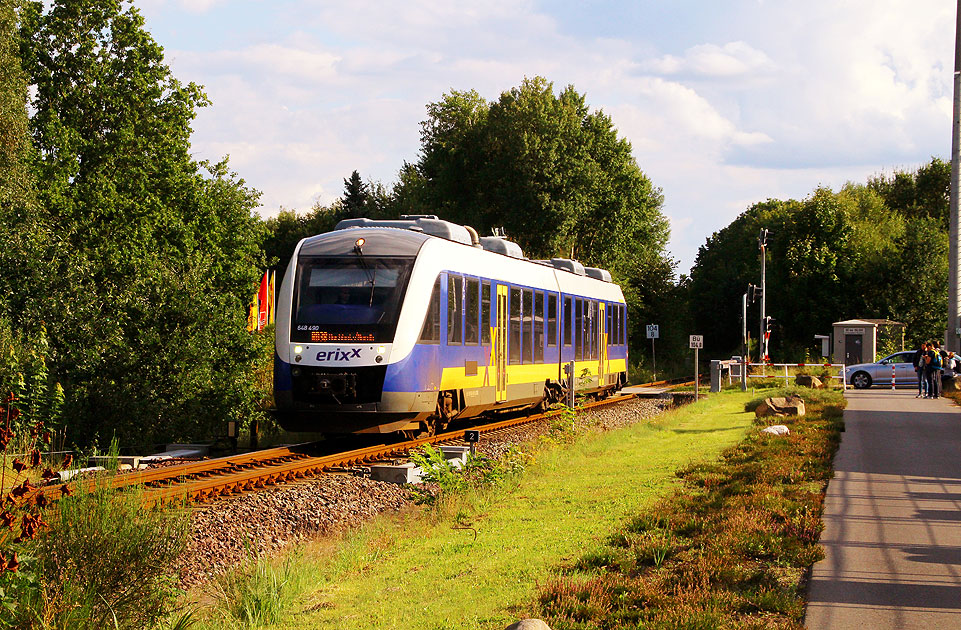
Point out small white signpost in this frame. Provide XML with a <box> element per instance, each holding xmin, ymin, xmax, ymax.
<box><xmin>647</xmin><ymin>325</ymin><xmax>659</xmax><ymax>380</ymax></box>
<box><xmin>690</xmin><ymin>335</ymin><xmax>704</xmax><ymax>400</ymax></box>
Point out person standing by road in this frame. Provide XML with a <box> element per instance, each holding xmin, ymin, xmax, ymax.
<box><xmin>914</xmin><ymin>342</ymin><xmax>928</xmax><ymax>398</ymax></box>
<box><xmin>926</xmin><ymin>341</ymin><xmax>943</xmax><ymax>399</ymax></box>
<box><xmin>935</xmin><ymin>341</ymin><xmax>947</xmax><ymax>398</ymax></box>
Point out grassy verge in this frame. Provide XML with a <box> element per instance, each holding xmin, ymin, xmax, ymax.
<box><xmin>536</xmin><ymin>387</ymin><xmax>845</xmax><ymax>629</ymax></box>
<box><xmin>190</xmin><ymin>391</ymin><xmax>756</xmax><ymax>629</ymax></box>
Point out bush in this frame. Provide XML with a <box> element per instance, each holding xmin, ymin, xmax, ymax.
<box><xmin>12</xmin><ymin>483</ymin><xmax>189</xmax><ymax>629</ymax></box>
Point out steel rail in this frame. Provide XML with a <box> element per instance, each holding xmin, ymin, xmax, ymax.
<box><xmin>142</xmin><ymin>392</ymin><xmax>641</xmax><ymax>506</ymax></box>
<box><xmin>25</xmin><ymin>390</ymin><xmax>649</xmax><ymax>507</ymax></box>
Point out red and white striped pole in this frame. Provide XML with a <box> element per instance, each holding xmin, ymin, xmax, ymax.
<box><xmin>891</xmin><ymin>364</ymin><xmax>896</xmax><ymax>390</ymax></box>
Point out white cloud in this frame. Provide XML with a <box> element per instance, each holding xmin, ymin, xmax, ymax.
<box><xmin>643</xmin><ymin>41</ymin><xmax>775</xmax><ymax>78</ymax></box>
<box><xmin>143</xmin><ymin>0</ymin><xmax>956</xmax><ymax>273</ymax></box>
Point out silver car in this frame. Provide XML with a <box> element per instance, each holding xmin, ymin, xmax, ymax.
<box><xmin>844</xmin><ymin>351</ymin><xmax>954</xmax><ymax>389</ymax></box>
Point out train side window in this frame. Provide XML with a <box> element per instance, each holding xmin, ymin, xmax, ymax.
<box><xmin>534</xmin><ymin>291</ymin><xmax>544</xmax><ymax>363</ymax></box>
<box><xmin>509</xmin><ymin>287</ymin><xmax>521</xmax><ymax>364</ymax></box>
<box><xmin>619</xmin><ymin>305</ymin><xmax>625</xmax><ymax>345</ymax></box>
<box><xmin>586</xmin><ymin>301</ymin><xmax>594</xmax><ymax>360</ymax></box>
<box><xmin>611</xmin><ymin>304</ymin><xmax>621</xmax><ymax>346</ymax></box>
<box><xmin>465</xmin><ymin>277</ymin><xmax>479</xmax><ymax>345</ymax></box>
<box><xmin>607</xmin><ymin>305</ymin><xmax>613</xmax><ymax>345</ymax></box>
<box><xmin>621</xmin><ymin>305</ymin><xmax>628</xmax><ymax>345</ymax></box>
<box><xmin>575</xmin><ymin>298</ymin><xmax>583</xmax><ymax>361</ymax></box>
<box><xmin>448</xmin><ymin>274</ymin><xmax>463</xmax><ymax>345</ymax></box>
<box><xmin>481</xmin><ymin>281</ymin><xmax>491</xmax><ymax>345</ymax></box>
<box><xmin>547</xmin><ymin>293</ymin><xmax>557</xmax><ymax>347</ymax></box>
<box><xmin>522</xmin><ymin>289</ymin><xmax>533</xmax><ymax>364</ymax></box>
<box><xmin>610</xmin><ymin>303</ymin><xmax>616</xmax><ymax>346</ymax></box>
<box><xmin>590</xmin><ymin>301</ymin><xmax>597</xmax><ymax>359</ymax></box>
<box><xmin>419</xmin><ymin>277</ymin><xmax>441</xmax><ymax>343</ymax></box>
<box><xmin>564</xmin><ymin>296</ymin><xmax>572</xmax><ymax>347</ymax></box>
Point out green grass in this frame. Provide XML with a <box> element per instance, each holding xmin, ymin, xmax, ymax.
<box><xmin>536</xmin><ymin>387</ymin><xmax>845</xmax><ymax>629</ymax></box>
<box><xmin>191</xmin><ymin>391</ymin><xmax>756</xmax><ymax>629</ymax></box>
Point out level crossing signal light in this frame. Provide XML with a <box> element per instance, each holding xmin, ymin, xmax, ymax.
<box><xmin>758</xmin><ymin>228</ymin><xmax>772</xmax><ymax>249</ymax></box>
<box><xmin>747</xmin><ymin>283</ymin><xmax>762</xmax><ymax>304</ymax></box>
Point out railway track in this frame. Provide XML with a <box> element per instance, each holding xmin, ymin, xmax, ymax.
<box><xmin>29</xmin><ymin>392</ymin><xmax>650</xmax><ymax>508</ymax></box>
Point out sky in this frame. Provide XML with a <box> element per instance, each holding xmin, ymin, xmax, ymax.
<box><xmin>134</xmin><ymin>0</ymin><xmax>957</xmax><ymax>275</ymax></box>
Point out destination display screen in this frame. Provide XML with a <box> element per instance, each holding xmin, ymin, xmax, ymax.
<box><xmin>304</xmin><ymin>330</ymin><xmax>376</xmax><ymax>343</ymax></box>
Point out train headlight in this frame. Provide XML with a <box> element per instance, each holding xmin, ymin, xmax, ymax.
<box><xmin>377</xmin><ymin>346</ymin><xmax>386</xmax><ymax>354</ymax></box>
<box><xmin>294</xmin><ymin>345</ymin><xmax>303</xmax><ymax>354</ymax></box>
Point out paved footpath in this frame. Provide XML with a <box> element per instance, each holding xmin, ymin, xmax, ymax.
<box><xmin>806</xmin><ymin>389</ymin><xmax>961</xmax><ymax>629</ymax></box>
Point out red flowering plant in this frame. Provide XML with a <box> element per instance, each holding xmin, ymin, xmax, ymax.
<box><xmin>0</xmin><ymin>390</ymin><xmax>69</xmax><ymax>624</ymax></box>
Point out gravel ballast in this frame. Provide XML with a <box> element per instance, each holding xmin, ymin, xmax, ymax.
<box><xmin>178</xmin><ymin>395</ymin><xmax>674</xmax><ymax>586</ymax></box>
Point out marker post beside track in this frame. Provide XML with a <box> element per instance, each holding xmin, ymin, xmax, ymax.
<box><xmin>690</xmin><ymin>335</ymin><xmax>704</xmax><ymax>401</ymax></box>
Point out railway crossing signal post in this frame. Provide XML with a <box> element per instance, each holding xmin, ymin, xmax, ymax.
<box><xmin>690</xmin><ymin>334</ymin><xmax>704</xmax><ymax>400</ymax></box>
<box><xmin>758</xmin><ymin>229</ymin><xmax>772</xmax><ymax>362</ymax></box>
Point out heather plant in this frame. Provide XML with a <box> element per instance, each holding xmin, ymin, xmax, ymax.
<box><xmin>15</xmin><ymin>479</ymin><xmax>190</xmax><ymax>629</ymax></box>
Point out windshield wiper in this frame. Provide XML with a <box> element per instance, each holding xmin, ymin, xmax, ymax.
<box><xmin>353</xmin><ymin>246</ymin><xmax>376</xmax><ymax>306</ymax></box>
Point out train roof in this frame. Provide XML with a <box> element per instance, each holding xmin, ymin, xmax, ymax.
<box><xmin>323</xmin><ymin>215</ymin><xmax>613</xmax><ymax>282</ymax></box>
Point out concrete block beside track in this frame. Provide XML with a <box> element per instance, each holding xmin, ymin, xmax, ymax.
<box><xmin>370</xmin><ymin>462</ymin><xmax>424</xmax><ymax>484</ymax></box>
<box><xmin>439</xmin><ymin>445</ymin><xmax>470</xmax><ymax>467</ymax></box>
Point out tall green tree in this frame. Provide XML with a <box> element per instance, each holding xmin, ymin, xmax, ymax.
<box><xmin>17</xmin><ymin>0</ymin><xmax>266</xmax><ymax>447</ymax></box>
<box><xmin>342</xmin><ymin>170</ymin><xmax>369</xmax><ymax>218</ymax></box>
<box><xmin>689</xmin><ymin>168</ymin><xmax>949</xmax><ymax>361</ymax></box>
<box><xmin>395</xmin><ymin>77</ymin><xmax>674</xmax><ymax>368</ymax></box>
<box><xmin>398</xmin><ymin>77</ymin><xmax>670</xmax><ymax>270</ymax></box>
<box><xmin>0</xmin><ymin>0</ymin><xmax>48</xmax><ymax>322</ymax></box>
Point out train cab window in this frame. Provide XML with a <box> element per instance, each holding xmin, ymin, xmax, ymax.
<box><xmin>448</xmin><ymin>275</ymin><xmax>463</xmax><ymax>345</ymax></box>
<box><xmin>522</xmin><ymin>289</ymin><xmax>533</xmax><ymax>364</ymax></box>
<box><xmin>465</xmin><ymin>277</ymin><xmax>479</xmax><ymax>345</ymax></box>
<box><xmin>481</xmin><ymin>281</ymin><xmax>491</xmax><ymax>345</ymax></box>
<box><xmin>292</xmin><ymin>255</ymin><xmax>415</xmax><ymax>343</ymax></box>
<box><xmin>575</xmin><ymin>298</ymin><xmax>583</xmax><ymax>361</ymax></box>
<box><xmin>534</xmin><ymin>291</ymin><xmax>544</xmax><ymax>363</ymax></box>
<box><xmin>419</xmin><ymin>277</ymin><xmax>441</xmax><ymax>343</ymax></box>
<box><xmin>563</xmin><ymin>296</ymin><xmax>572</xmax><ymax>347</ymax></box>
<box><xmin>547</xmin><ymin>293</ymin><xmax>557</xmax><ymax>347</ymax></box>
<box><xmin>509</xmin><ymin>287</ymin><xmax>521</xmax><ymax>364</ymax></box>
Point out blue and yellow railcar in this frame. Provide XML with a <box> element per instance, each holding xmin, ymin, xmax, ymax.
<box><xmin>273</xmin><ymin>216</ymin><xmax>628</xmax><ymax>436</ymax></box>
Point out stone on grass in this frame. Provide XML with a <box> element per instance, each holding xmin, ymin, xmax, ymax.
<box><xmin>505</xmin><ymin>620</ymin><xmax>551</xmax><ymax>630</ymax></box>
<box><xmin>755</xmin><ymin>396</ymin><xmax>805</xmax><ymax>419</ymax></box>
<box><xmin>762</xmin><ymin>424</ymin><xmax>790</xmax><ymax>436</ymax></box>
<box><xmin>795</xmin><ymin>374</ymin><xmax>823</xmax><ymax>389</ymax></box>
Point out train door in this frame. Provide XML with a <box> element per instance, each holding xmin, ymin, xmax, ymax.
<box><xmin>597</xmin><ymin>302</ymin><xmax>606</xmax><ymax>385</ymax></box>
<box><xmin>495</xmin><ymin>284</ymin><xmax>508</xmax><ymax>402</ymax></box>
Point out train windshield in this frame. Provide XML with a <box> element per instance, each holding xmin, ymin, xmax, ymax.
<box><xmin>291</xmin><ymin>256</ymin><xmax>415</xmax><ymax>343</ymax></box>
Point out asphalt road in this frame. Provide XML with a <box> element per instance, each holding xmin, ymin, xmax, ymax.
<box><xmin>805</xmin><ymin>388</ymin><xmax>961</xmax><ymax>629</ymax></box>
